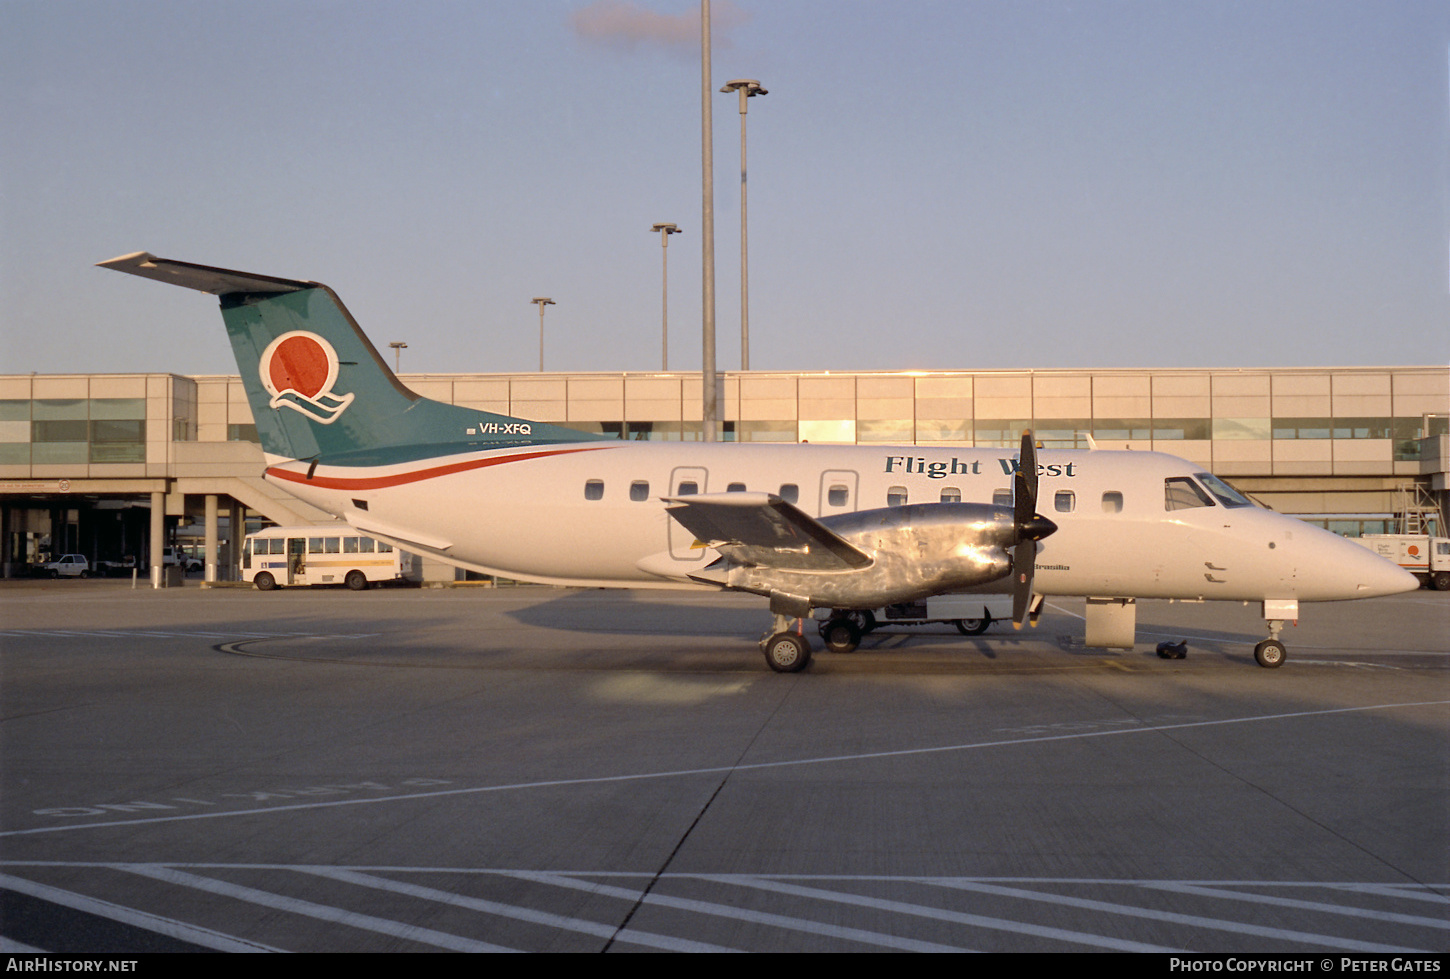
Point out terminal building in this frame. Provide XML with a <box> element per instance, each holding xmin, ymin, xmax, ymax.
<box><xmin>1</xmin><ymin>365</ymin><xmax>1445</xmax><ymax>582</ymax></box>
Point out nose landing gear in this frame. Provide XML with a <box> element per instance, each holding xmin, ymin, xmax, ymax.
<box><xmin>1254</xmin><ymin>618</ymin><xmax>1287</xmax><ymax>668</ymax></box>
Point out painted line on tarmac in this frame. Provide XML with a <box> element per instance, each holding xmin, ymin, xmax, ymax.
<box><xmin>116</xmin><ymin>864</ymin><xmax>513</xmax><ymax>953</ymax></box>
<box><xmin>504</xmin><ymin>870</ymin><xmax>966</xmax><ymax>953</ymax></box>
<box><xmin>5</xmin><ymin>698</ymin><xmax>1447</xmax><ymax>839</ymax></box>
<box><xmin>693</xmin><ymin>874</ymin><xmax>1174</xmax><ymax>952</ymax></box>
<box><xmin>1141</xmin><ymin>881</ymin><xmax>1450</xmax><ymax>931</ymax></box>
<box><xmin>304</xmin><ymin>867</ymin><xmax>734</xmax><ymax>953</ymax></box>
<box><xmin>922</xmin><ymin>878</ymin><xmax>1424</xmax><ymax>954</ymax></box>
<box><xmin>0</xmin><ymin>871</ymin><xmax>278</xmax><ymax>952</ymax></box>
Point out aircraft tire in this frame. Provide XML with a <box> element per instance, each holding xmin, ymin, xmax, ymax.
<box><xmin>955</xmin><ymin>615</ymin><xmax>991</xmax><ymax>636</ymax></box>
<box><xmin>1254</xmin><ymin>639</ymin><xmax>1286</xmax><ymax>669</ymax></box>
<box><xmin>254</xmin><ymin>572</ymin><xmax>277</xmax><ymax>592</ymax></box>
<box><xmin>763</xmin><ymin>633</ymin><xmax>812</xmax><ymax>673</ymax></box>
<box><xmin>822</xmin><ymin>619</ymin><xmax>862</xmax><ymax>654</ymax></box>
<box><xmin>345</xmin><ymin>570</ymin><xmax>368</xmax><ymax>591</ymax></box>
<box><xmin>821</xmin><ymin>609</ymin><xmax>876</xmax><ymax>638</ymax></box>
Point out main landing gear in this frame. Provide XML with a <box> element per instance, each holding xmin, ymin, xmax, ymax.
<box><xmin>761</xmin><ymin>614</ymin><xmax>813</xmax><ymax>673</ymax></box>
<box><xmin>817</xmin><ymin>609</ymin><xmax>875</xmax><ymax>654</ymax></box>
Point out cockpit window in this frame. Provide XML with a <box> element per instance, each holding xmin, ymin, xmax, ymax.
<box><xmin>1195</xmin><ymin>472</ymin><xmax>1254</xmax><ymax>508</ymax></box>
<box><xmin>1164</xmin><ymin>477</ymin><xmax>1214</xmax><ymax>511</ymax></box>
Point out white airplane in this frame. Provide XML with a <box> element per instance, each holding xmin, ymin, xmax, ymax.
<box><xmin>99</xmin><ymin>251</ymin><xmax>1418</xmax><ymax>672</ymax></box>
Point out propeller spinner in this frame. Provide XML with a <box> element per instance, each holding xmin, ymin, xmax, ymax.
<box><xmin>1011</xmin><ymin>430</ymin><xmax>1058</xmax><ymax>627</ymax></box>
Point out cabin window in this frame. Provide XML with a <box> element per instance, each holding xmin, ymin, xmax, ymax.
<box><xmin>1164</xmin><ymin>477</ymin><xmax>1214</xmax><ymax>511</ymax></box>
<box><xmin>828</xmin><ymin>485</ymin><xmax>850</xmax><ymax>507</ymax></box>
<box><xmin>629</xmin><ymin>480</ymin><xmax>649</xmax><ymax>502</ymax></box>
<box><xmin>887</xmin><ymin>486</ymin><xmax>908</xmax><ymax>507</ymax></box>
<box><xmin>778</xmin><ymin>483</ymin><xmax>799</xmax><ymax>504</ymax></box>
<box><xmin>727</xmin><ymin>482</ymin><xmax>746</xmax><ymax>492</ymax></box>
<box><xmin>584</xmin><ymin>479</ymin><xmax>604</xmax><ymax>501</ymax></box>
<box><xmin>678</xmin><ymin>480</ymin><xmax>698</xmax><ymax>496</ymax></box>
<box><xmin>992</xmin><ymin>488</ymin><xmax>1012</xmax><ymax>506</ymax></box>
<box><xmin>940</xmin><ymin>487</ymin><xmax>961</xmax><ymax>503</ymax></box>
<box><xmin>1101</xmin><ymin>491</ymin><xmax>1123</xmax><ymax>513</ymax></box>
<box><xmin>1054</xmin><ymin>490</ymin><xmax>1075</xmax><ymax>513</ymax></box>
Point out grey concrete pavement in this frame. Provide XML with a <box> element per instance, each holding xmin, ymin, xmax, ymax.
<box><xmin>2</xmin><ymin>581</ymin><xmax>1446</xmax><ymax>952</ymax></box>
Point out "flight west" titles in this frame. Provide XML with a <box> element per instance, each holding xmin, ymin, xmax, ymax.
<box><xmin>883</xmin><ymin>456</ymin><xmax>1079</xmax><ymax>479</ymax></box>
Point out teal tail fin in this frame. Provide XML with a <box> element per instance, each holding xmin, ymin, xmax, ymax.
<box><xmin>98</xmin><ymin>252</ymin><xmax>603</xmax><ymax>462</ymax></box>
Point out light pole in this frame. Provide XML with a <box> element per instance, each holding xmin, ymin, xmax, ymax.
<box><xmin>701</xmin><ymin>0</ymin><xmax>716</xmax><ymax>441</ymax></box>
<box><xmin>650</xmin><ymin>223</ymin><xmax>681</xmax><ymax>370</ymax></box>
<box><xmin>531</xmin><ymin>297</ymin><xmax>554</xmax><ymax>371</ymax></box>
<box><xmin>388</xmin><ymin>341</ymin><xmax>408</xmax><ymax>372</ymax></box>
<box><xmin>720</xmin><ymin>78</ymin><xmax>766</xmax><ymax>371</ymax></box>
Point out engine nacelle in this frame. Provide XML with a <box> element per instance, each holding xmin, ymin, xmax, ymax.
<box><xmin>697</xmin><ymin>503</ymin><xmax>1018</xmax><ymax>611</ymax></box>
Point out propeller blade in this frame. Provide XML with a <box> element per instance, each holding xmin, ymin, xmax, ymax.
<box><xmin>1011</xmin><ymin>430</ymin><xmax>1057</xmax><ymax>628</ymax></box>
<box><xmin>1012</xmin><ymin>538</ymin><xmax>1035</xmax><ymax>626</ymax></box>
<box><xmin>1014</xmin><ymin>430</ymin><xmax>1038</xmax><ymax>533</ymax></box>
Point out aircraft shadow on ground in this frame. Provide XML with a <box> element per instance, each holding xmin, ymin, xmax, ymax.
<box><xmin>502</xmin><ymin>591</ymin><xmax>1268</xmax><ymax>664</ymax></box>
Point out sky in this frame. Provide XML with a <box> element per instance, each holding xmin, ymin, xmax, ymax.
<box><xmin>3</xmin><ymin>0</ymin><xmax>1448</xmax><ymax>378</ymax></box>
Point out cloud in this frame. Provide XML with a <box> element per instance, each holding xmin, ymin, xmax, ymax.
<box><xmin>570</xmin><ymin>0</ymin><xmax>749</xmax><ymax>53</ymax></box>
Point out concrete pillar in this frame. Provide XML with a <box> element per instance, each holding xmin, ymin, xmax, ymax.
<box><xmin>204</xmin><ymin>494</ymin><xmax>218</xmax><ymax>583</ymax></box>
<box><xmin>226</xmin><ymin>499</ymin><xmax>243</xmax><ymax>581</ymax></box>
<box><xmin>149</xmin><ymin>490</ymin><xmax>164</xmax><ymax>589</ymax></box>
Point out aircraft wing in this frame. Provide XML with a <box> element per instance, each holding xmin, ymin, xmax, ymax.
<box><xmin>664</xmin><ymin>493</ymin><xmax>872</xmax><ymax>572</ymax></box>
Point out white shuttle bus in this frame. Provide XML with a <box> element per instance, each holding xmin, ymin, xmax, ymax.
<box><xmin>241</xmin><ymin>527</ymin><xmax>419</xmax><ymax>591</ymax></box>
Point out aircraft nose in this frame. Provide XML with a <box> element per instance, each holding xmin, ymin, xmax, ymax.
<box><xmin>1329</xmin><ymin>534</ymin><xmax>1420</xmax><ymax>599</ymax></box>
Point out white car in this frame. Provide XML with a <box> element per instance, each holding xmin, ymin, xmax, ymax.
<box><xmin>162</xmin><ymin>547</ymin><xmax>202</xmax><ymax>572</ymax></box>
<box><xmin>40</xmin><ymin>554</ymin><xmax>91</xmax><ymax>578</ymax></box>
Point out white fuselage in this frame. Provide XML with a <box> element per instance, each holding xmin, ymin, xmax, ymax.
<box><xmin>262</xmin><ymin>441</ymin><xmax>1415</xmax><ymax>604</ymax></box>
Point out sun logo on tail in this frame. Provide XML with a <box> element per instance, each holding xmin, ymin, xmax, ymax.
<box><xmin>258</xmin><ymin>331</ymin><xmax>355</xmax><ymax>424</ymax></box>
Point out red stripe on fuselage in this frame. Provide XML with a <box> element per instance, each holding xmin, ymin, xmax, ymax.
<box><xmin>266</xmin><ymin>445</ymin><xmax>615</xmax><ymax>490</ymax></box>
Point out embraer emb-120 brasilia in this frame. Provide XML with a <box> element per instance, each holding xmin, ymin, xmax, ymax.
<box><xmin>99</xmin><ymin>251</ymin><xmax>1417</xmax><ymax>672</ymax></box>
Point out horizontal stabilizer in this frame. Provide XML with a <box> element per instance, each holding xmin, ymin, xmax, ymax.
<box><xmin>350</xmin><ymin>517</ymin><xmax>453</xmax><ymax>555</ymax></box>
<box><xmin>664</xmin><ymin>493</ymin><xmax>871</xmax><ymax>572</ymax></box>
<box><xmin>97</xmin><ymin>252</ymin><xmax>312</xmax><ymax>296</ymax></box>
